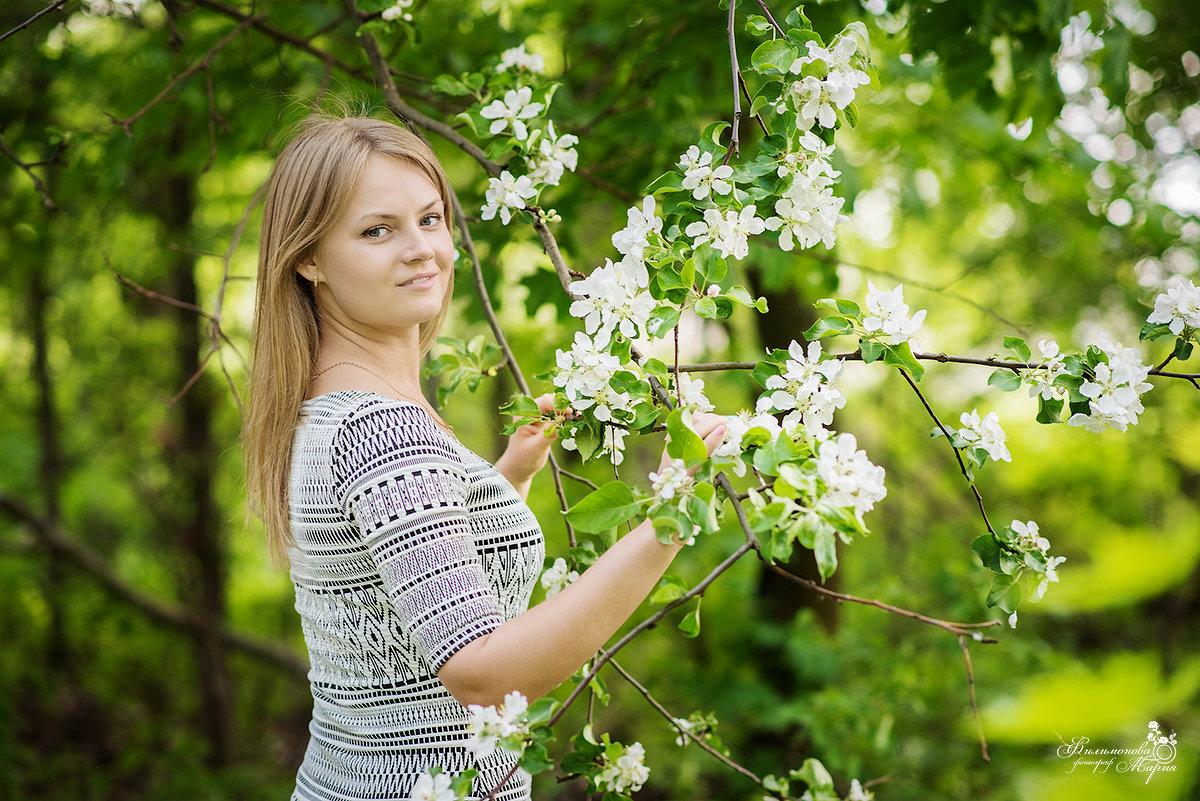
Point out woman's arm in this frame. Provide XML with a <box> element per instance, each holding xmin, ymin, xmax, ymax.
<box><xmin>438</xmin><ymin>412</ymin><xmax>728</xmax><ymax>708</ymax></box>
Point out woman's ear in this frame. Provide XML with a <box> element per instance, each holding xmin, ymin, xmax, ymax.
<box><xmin>297</xmin><ymin>254</ymin><xmax>318</xmax><ymax>284</ymax></box>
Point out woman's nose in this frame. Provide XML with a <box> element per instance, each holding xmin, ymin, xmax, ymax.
<box><xmin>400</xmin><ymin>227</ymin><xmax>436</xmax><ymax>261</ymax></box>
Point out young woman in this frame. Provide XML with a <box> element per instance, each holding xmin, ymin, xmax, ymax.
<box><xmin>243</xmin><ymin>114</ymin><xmax>726</xmax><ymax>801</ymax></box>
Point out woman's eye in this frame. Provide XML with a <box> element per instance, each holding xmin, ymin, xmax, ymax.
<box><xmin>421</xmin><ymin>214</ymin><xmax>441</xmax><ymax>227</ymax></box>
<box><xmin>362</xmin><ymin>225</ymin><xmax>388</xmax><ymax>238</ymax></box>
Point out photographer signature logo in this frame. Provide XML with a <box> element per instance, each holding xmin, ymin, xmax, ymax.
<box><xmin>1057</xmin><ymin>721</ymin><xmax>1179</xmax><ymax>784</ymax></box>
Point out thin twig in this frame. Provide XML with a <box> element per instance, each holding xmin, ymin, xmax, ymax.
<box><xmin>0</xmin><ymin>134</ymin><xmax>58</xmax><ymax>211</ymax></box>
<box><xmin>754</xmin><ymin>0</ymin><xmax>788</xmax><ymax>37</ymax></box>
<box><xmin>0</xmin><ymin>0</ymin><xmax>69</xmax><ymax>45</ymax></box>
<box><xmin>958</xmin><ymin>634</ymin><xmax>991</xmax><ymax>762</ymax></box>
<box><xmin>723</xmin><ymin>0</ymin><xmax>741</xmax><ymax>165</ymax></box>
<box><xmin>611</xmin><ymin>659</ymin><xmax>766</xmax><ymax>786</ymax></box>
<box><xmin>763</xmin><ymin>563</ymin><xmax>1000</xmax><ymax>641</ymax></box>
<box><xmin>739</xmin><ymin>71</ymin><xmax>769</xmax><ymax>136</ymax></box>
<box><xmin>555</xmin><ymin>468</ymin><xmax>599</xmax><ymax>491</ymax></box>
<box><xmin>672</xmin><ymin>354</ymin><xmax>1200</xmax><ymax>382</ymax></box>
<box><xmin>899</xmin><ymin>369</ymin><xmax>996</xmax><ymax>537</ymax></box>
<box><xmin>110</xmin><ymin>15</ymin><xmax>263</xmax><ymax>136</ymax></box>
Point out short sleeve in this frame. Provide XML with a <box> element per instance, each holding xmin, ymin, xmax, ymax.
<box><xmin>331</xmin><ymin>399</ymin><xmax>502</xmax><ymax>672</ymax></box>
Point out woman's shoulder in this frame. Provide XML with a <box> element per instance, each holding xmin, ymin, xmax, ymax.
<box><xmin>308</xmin><ymin>391</ymin><xmax>464</xmax><ymax>475</ymax></box>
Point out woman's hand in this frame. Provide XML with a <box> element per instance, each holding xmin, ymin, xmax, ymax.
<box><xmin>659</xmin><ymin>411</ymin><xmax>727</xmax><ymax>474</ymax></box>
<box><xmin>495</xmin><ymin>393</ymin><xmax>560</xmax><ymax>499</ymax></box>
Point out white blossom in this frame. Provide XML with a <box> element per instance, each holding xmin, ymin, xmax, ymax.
<box><xmin>479</xmin><ymin>86</ymin><xmax>544</xmax><ymax>141</ymax></box>
<box><xmin>676</xmin><ymin>372</ymin><xmax>715</xmax><ymax>413</ymax></box>
<box><xmin>568</xmin><ymin>259</ymin><xmax>655</xmax><ymax>345</ymax></box>
<box><xmin>1147</xmin><ymin>277</ymin><xmax>1200</xmax><ymax>335</ymax></box>
<box><xmin>1067</xmin><ymin>333</ymin><xmax>1152</xmax><ymax>432</ymax></box>
<box><xmin>776</xmin><ymin>132</ymin><xmax>836</xmax><ymax>180</ymax></box>
<box><xmin>596</xmin><ymin>741</ymin><xmax>651</xmax><ymax>795</ymax></box>
<box><xmin>611</xmin><ymin>195</ymin><xmax>663</xmax><ymax>268</ymax></box>
<box><xmin>409</xmin><ymin>769</ymin><xmax>455</xmax><ymax>801</ymax></box>
<box><xmin>862</xmin><ymin>281</ymin><xmax>927</xmax><ymax>348</ymax></box>
<box><xmin>380</xmin><ymin>0</ymin><xmax>414</xmax><ymax>22</ymax></box>
<box><xmin>847</xmin><ymin>778</ymin><xmax>875</xmax><ymax>801</ymax></box>
<box><xmin>679</xmin><ymin>146</ymin><xmax>734</xmax><ymax>200</ymax></box>
<box><xmin>712</xmin><ymin>411</ymin><xmax>781</xmax><ymax>475</ymax></box>
<box><xmin>527</xmin><ymin>122</ymin><xmax>579</xmax><ymax>187</ymax></box>
<box><xmin>1024</xmin><ymin>338</ymin><xmax>1069</xmax><ymax>401</ymax></box>
<box><xmin>481</xmin><ymin>171</ymin><xmax>537</xmax><ymax>224</ymax></box>
<box><xmin>540</xmin><ymin>557</ymin><xmax>579</xmax><ymax>598</ymax></box>
<box><xmin>815</xmin><ymin>433</ymin><xmax>887</xmax><ymax>521</ymax></box>
<box><xmin>757</xmin><ymin>340</ymin><xmax>845</xmax><ymax>434</ymax></box>
<box><xmin>465</xmin><ymin>691</ymin><xmax>530</xmax><ymax>760</ymax></box>
<box><xmin>496</xmin><ymin>44</ymin><xmax>545</xmax><ymax>74</ymax></box>
<box><xmin>684</xmin><ymin>205</ymin><xmax>765</xmax><ymax>260</ymax></box>
<box><xmin>1058</xmin><ymin>12</ymin><xmax>1105</xmax><ymax>62</ymax></box>
<box><xmin>649</xmin><ymin>458</ymin><xmax>692</xmax><ymax>504</ymax></box>
<box><xmin>1010</xmin><ymin>520</ymin><xmax>1066</xmax><ymax>602</ymax></box>
<box><xmin>956</xmin><ymin>409</ymin><xmax>1011</xmax><ymax>463</ymax></box>
<box><xmin>81</xmin><ymin>0</ymin><xmax>146</xmax><ymax>16</ymax></box>
<box><xmin>764</xmin><ymin>180</ymin><xmax>846</xmax><ymax>251</ymax></box>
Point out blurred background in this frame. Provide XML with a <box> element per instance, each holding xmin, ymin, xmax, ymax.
<box><xmin>0</xmin><ymin>0</ymin><xmax>1197</xmax><ymax>799</ymax></box>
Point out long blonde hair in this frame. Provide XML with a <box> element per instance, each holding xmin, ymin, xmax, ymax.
<box><xmin>244</xmin><ymin>113</ymin><xmax>456</xmax><ymax>564</ymax></box>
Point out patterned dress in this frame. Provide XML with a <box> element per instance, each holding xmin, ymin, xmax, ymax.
<box><xmin>287</xmin><ymin>392</ymin><xmax>545</xmax><ymax>800</ymax></box>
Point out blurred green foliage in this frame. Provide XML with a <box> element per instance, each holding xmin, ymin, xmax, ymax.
<box><xmin>0</xmin><ymin>0</ymin><xmax>1197</xmax><ymax>800</ymax></box>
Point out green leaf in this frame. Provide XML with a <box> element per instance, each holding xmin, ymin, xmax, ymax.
<box><xmin>804</xmin><ymin>316</ymin><xmax>850</xmax><ymax>339</ymax></box>
<box><xmin>745</xmin><ymin>14</ymin><xmax>774</xmax><ymax>35</ymax></box>
<box><xmin>988</xmin><ymin>368</ymin><xmax>1022</xmax><ymax>392</ymax></box>
<box><xmin>651</xmin><ymin>573</ymin><xmax>689</xmax><ymax>604</ymax></box>
<box><xmin>647</xmin><ymin>171</ymin><xmax>684</xmax><ymax>193</ymax></box>
<box><xmin>971</xmin><ymin>534</ymin><xmax>1002</xmax><ymax>572</ymax></box>
<box><xmin>1173</xmin><ymin>337</ymin><xmax>1194</xmax><ymax>362</ymax></box>
<box><xmin>526</xmin><ymin>697</ymin><xmax>559</xmax><ymax>726</ymax></box>
<box><xmin>881</xmin><ymin>342</ymin><xmax>925</xmax><ymax>380</ymax></box>
<box><xmin>750</xmin><ymin>39</ymin><xmax>798</xmax><ymax>76</ymax></box>
<box><xmin>986</xmin><ymin>573</ymin><xmax>1022</xmax><ymax>612</ymax></box>
<box><xmin>519</xmin><ymin>741</ymin><xmax>555</xmax><ymax>774</ymax></box>
<box><xmin>565</xmin><ymin>480</ymin><xmax>641</xmax><ymax>533</ymax></box>
<box><xmin>1036</xmin><ymin>396</ymin><xmax>1064</xmax><ymax>424</ymax></box>
<box><xmin>646</xmin><ymin>305</ymin><xmax>681</xmax><ymax>339</ymax></box>
<box><xmin>703</xmin><ymin>120</ymin><xmax>731</xmax><ymax>148</ymax></box>
<box><xmin>1003</xmin><ymin>335</ymin><xmax>1032</xmax><ymax>362</ymax></box>
<box><xmin>860</xmin><ymin>339</ymin><xmax>884</xmax><ymax>363</ymax></box>
<box><xmin>725</xmin><ymin>284</ymin><xmax>768</xmax><ymax>312</ymax></box>
<box><xmin>793</xmin><ymin>757</ymin><xmax>835</xmax><ymax>791</ymax></box>
<box><xmin>815</xmin><ymin>297</ymin><xmax>862</xmax><ymax>317</ymax></box>
<box><xmin>1139</xmin><ymin>320</ymin><xmax>1174</xmax><ymax>342</ymax></box>
<box><xmin>432</xmin><ymin>73</ymin><xmax>470</xmax><ymax>96</ymax></box>
<box><xmin>679</xmin><ymin>599</ymin><xmax>702</xmax><ymax>638</ymax></box>
<box><xmin>666</xmin><ymin>409</ymin><xmax>707</xmax><ymax>466</ymax></box>
<box><xmin>813</xmin><ymin>524</ymin><xmax>838</xmax><ymax>581</ymax></box>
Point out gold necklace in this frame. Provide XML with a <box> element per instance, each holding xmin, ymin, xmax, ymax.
<box><xmin>313</xmin><ymin>360</ymin><xmax>455</xmax><ymax>435</ymax></box>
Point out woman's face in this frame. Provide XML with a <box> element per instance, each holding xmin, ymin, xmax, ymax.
<box><xmin>305</xmin><ymin>154</ymin><xmax>454</xmax><ymax>340</ymax></box>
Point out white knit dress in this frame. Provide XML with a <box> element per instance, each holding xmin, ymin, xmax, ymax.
<box><xmin>287</xmin><ymin>392</ymin><xmax>545</xmax><ymax>800</ymax></box>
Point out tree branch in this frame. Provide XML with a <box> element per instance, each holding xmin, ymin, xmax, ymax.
<box><xmin>0</xmin><ymin>491</ymin><xmax>309</xmax><ymax>680</ymax></box>
<box><xmin>0</xmin><ymin>133</ymin><xmax>58</xmax><ymax>211</ymax></box>
<box><xmin>611</xmin><ymin>659</ymin><xmax>766</xmax><ymax>787</ymax></box>
<box><xmin>110</xmin><ymin>14</ymin><xmax>263</xmax><ymax>136</ymax></box>
<box><xmin>899</xmin><ymin>368</ymin><xmax>997</xmax><ymax>537</ymax></box>
<box><xmin>0</xmin><ymin>0</ymin><xmax>69</xmax><ymax>45</ymax></box>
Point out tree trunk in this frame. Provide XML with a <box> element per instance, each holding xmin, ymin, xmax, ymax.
<box><xmin>154</xmin><ymin>118</ymin><xmax>237</xmax><ymax>767</ymax></box>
